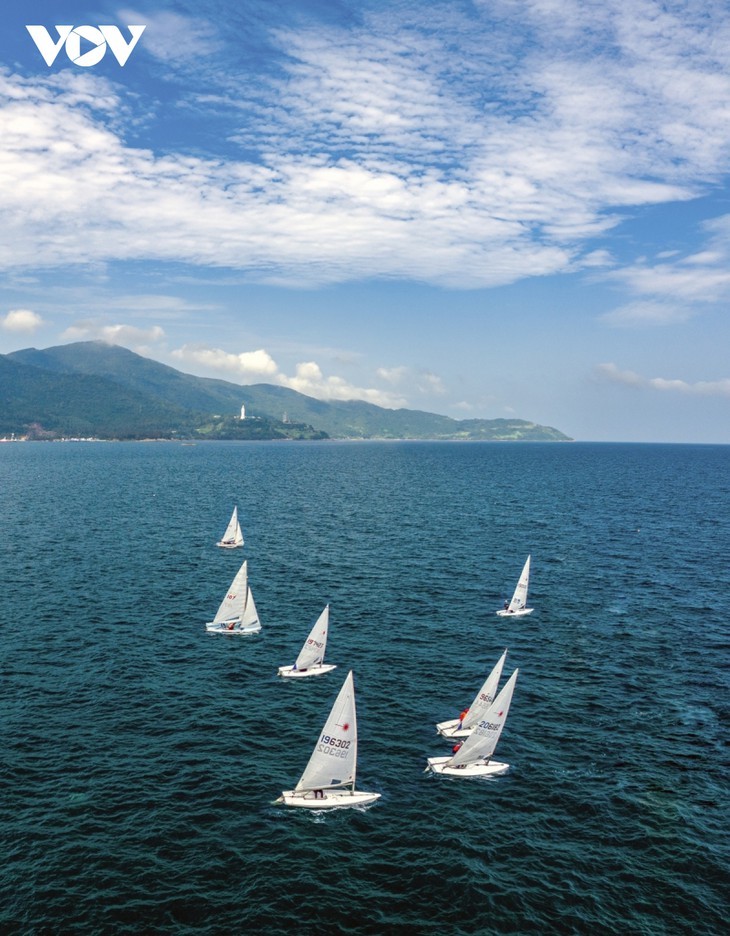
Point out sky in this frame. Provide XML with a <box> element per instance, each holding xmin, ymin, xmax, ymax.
<box><xmin>1</xmin><ymin>0</ymin><xmax>730</xmax><ymax>442</ymax></box>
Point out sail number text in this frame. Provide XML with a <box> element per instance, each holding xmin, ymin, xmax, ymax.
<box><xmin>317</xmin><ymin>735</ymin><xmax>351</xmax><ymax>758</ymax></box>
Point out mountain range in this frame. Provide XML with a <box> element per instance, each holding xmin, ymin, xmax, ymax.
<box><xmin>0</xmin><ymin>341</ymin><xmax>572</xmax><ymax>442</ymax></box>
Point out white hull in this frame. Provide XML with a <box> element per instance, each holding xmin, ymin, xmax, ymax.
<box><xmin>216</xmin><ymin>541</ymin><xmax>242</xmax><ymax>549</ymax></box>
<box><xmin>496</xmin><ymin>608</ymin><xmax>533</xmax><ymax>617</ymax></box>
<box><xmin>278</xmin><ymin>663</ymin><xmax>337</xmax><ymax>678</ymax></box>
<box><xmin>278</xmin><ymin>789</ymin><xmax>381</xmax><ymax>809</ymax></box>
<box><xmin>206</xmin><ymin>621</ymin><xmax>261</xmax><ymax>634</ymax></box>
<box><xmin>426</xmin><ymin>756</ymin><xmax>510</xmax><ymax>777</ymax></box>
<box><xmin>435</xmin><ymin>719</ymin><xmax>472</xmax><ymax>739</ymax></box>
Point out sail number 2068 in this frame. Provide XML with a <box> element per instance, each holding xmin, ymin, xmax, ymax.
<box><xmin>317</xmin><ymin>735</ymin><xmax>351</xmax><ymax>757</ymax></box>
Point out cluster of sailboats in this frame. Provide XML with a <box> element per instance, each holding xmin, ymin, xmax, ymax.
<box><xmin>429</xmin><ymin>652</ymin><xmax>518</xmax><ymax>778</ymax></box>
<box><xmin>206</xmin><ymin>506</ymin><xmax>259</xmax><ymax>634</ymax></box>
<box><xmin>207</xmin><ymin>506</ymin><xmax>531</xmax><ymax>809</ymax></box>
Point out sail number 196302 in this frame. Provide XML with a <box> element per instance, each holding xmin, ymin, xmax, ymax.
<box><xmin>317</xmin><ymin>735</ymin><xmax>351</xmax><ymax>757</ymax></box>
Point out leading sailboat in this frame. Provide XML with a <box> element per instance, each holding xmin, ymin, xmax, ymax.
<box><xmin>277</xmin><ymin>605</ymin><xmax>337</xmax><ymax>678</ymax></box>
<box><xmin>205</xmin><ymin>560</ymin><xmax>261</xmax><ymax>634</ymax></box>
<box><xmin>435</xmin><ymin>649</ymin><xmax>508</xmax><ymax>739</ymax></box>
<box><xmin>426</xmin><ymin>669</ymin><xmax>518</xmax><ymax>778</ymax></box>
<box><xmin>496</xmin><ymin>555</ymin><xmax>533</xmax><ymax>616</ymax></box>
<box><xmin>276</xmin><ymin>671</ymin><xmax>380</xmax><ymax>809</ymax></box>
<box><xmin>216</xmin><ymin>506</ymin><xmax>244</xmax><ymax>549</ymax></box>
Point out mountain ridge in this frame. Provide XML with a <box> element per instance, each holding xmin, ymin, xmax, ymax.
<box><xmin>2</xmin><ymin>341</ymin><xmax>572</xmax><ymax>442</ymax></box>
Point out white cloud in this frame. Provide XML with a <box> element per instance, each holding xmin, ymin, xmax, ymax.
<box><xmin>375</xmin><ymin>364</ymin><xmax>447</xmax><ymax>398</ymax></box>
<box><xmin>600</xmin><ymin>214</ymin><xmax>730</xmax><ymax>321</ymax></box>
<box><xmin>2</xmin><ymin>1</ymin><xmax>730</xmax><ymax>289</ymax></box>
<box><xmin>1</xmin><ymin>308</ymin><xmax>43</xmax><ymax>332</ymax></box>
<box><xmin>416</xmin><ymin>371</ymin><xmax>446</xmax><ymax>395</ymax></box>
<box><xmin>61</xmin><ymin>321</ymin><xmax>165</xmax><ymax>347</ymax></box>
<box><xmin>172</xmin><ymin>344</ymin><xmax>279</xmax><ymax>379</ymax></box>
<box><xmin>171</xmin><ymin>343</ymin><xmax>407</xmax><ymax>407</ymax></box>
<box><xmin>279</xmin><ymin>361</ymin><xmax>406</xmax><ymax>407</ymax></box>
<box><xmin>600</xmin><ymin>300</ymin><xmax>696</xmax><ymax>326</ymax></box>
<box><xmin>376</xmin><ymin>366</ymin><xmax>408</xmax><ymax>384</ymax></box>
<box><xmin>101</xmin><ymin>294</ymin><xmax>212</xmax><ymax>317</ymax></box>
<box><xmin>606</xmin><ymin>256</ymin><xmax>730</xmax><ymax>304</ymax></box>
<box><xmin>118</xmin><ymin>9</ymin><xmax>223</xmax><ymax>63</ymax></box>
<box><xmin>596</xmin><ymin>362</ymin><xmax>730</xmax><ymax>397</ymax></box>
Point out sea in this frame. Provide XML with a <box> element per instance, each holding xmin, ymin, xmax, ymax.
<box><xmin>1</xmin><ymin>440</ymin><xmax>728</xmax><ymax>935</ymax></box>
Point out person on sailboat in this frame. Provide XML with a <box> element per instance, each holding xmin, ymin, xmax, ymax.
<box><xmin>503</xmin><ymin>600</ymin><xmax>510</xmax><ymax>611</ymax></box>
<box><xmin>458</xmin><ymin>708</ymin><xmax>469</xmax><ymax>729</ymax></box>
<box><xmin>452</xmin><ymin>741</ymin><xmax>463</xmax><ymax>755</ymax></box>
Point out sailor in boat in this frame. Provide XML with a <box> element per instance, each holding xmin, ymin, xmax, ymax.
<box><xmin>452</xmin><ymin>743</ymin><xmax>469</xmax><ymax>768</ymax></box>
<box><xmin>458</xmin><ymin>708</ymin><xmax>469</xmax><ymax>729</ymax></box>
<box><xmin>503</xmin><ymin>600</ymin><xmax>510</xmax><ymax>612</ymax></box>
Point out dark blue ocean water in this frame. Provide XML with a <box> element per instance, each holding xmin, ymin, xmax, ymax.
<box><xmin>1</xmin><ymin>441</ymin><xmax>728</xmax><ymax>935</ymax></box>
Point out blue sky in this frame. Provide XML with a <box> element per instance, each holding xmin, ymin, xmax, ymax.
<box><xmin>1</xmin><ymin>0</ymin><xmax>729</xmax><ymax>442</ymax></box>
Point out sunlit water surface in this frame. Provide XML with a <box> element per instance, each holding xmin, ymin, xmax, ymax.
<box><xmin>1</xmin><ymin>441</ymin><xmax>727</xmax><ymax>934</ymax></box>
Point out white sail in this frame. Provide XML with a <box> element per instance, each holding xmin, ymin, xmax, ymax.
<box><xmin>206</xmin><ymin>560</ymin><xmax>261</xmax><ymax>633</ymax></box>
<box><xmin>213</xmin><ymin>560</ymin><xmax>248</xmax><ymax>624</ymax></box>
<box><xmin>461</xmin><ymin>649</ymin><xmax>508</xmax><ymax>729</ymax></box>
<box><xmin>448</xmin><ymin>669</ymin><xmax>518</xmax><ymax>768</ymax></box>
<box><xmin>295</xmin><ymin>605</ymin><xmax>329</xmax><ymax>671</ymax></box>
<box><xmin>217</xmin><ymin>506</ymin><xmax>244</xmax><ymax>548</ymax></box>
<box><xmin>497</xmin><ymin>556</ymin><xmax>533</xmax><ymax>616</ymax></box>
<box><xmin>241</xmin><ymin>586</ymin><xmax>259</xmax><ymax>629</ymax></box>
<box><xmin>296</xmin><ymin>670</ymin><xmax>357</xmax><ymax>793</ymax></box>
<box><xmin>278</xmin><ymin>605</ymin><xmax>336</xmax><ymax>678</ymax></box>
<box><xmin>508</xmin><ymin>555</ymin><xmax>530</xmax><ymax>612</ymax></box>
<box><xmin>279</xmin><ymin>671</ymin><xmax>380</xmax><ymax>807</ymax></box>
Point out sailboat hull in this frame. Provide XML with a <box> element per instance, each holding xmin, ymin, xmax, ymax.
<box><xmin>278</xmin><ymin>789</ymin><xmax>381</xmax><ymax>809</ymax></box>
<box><xmin>435</xmin><ymin>719</ymin><xmax>472</xmax><ymax>739</ymax></box>
<box><xmin>278</xmin><ymin>664</ymin><xmax>337</xmax><ymax>678</ymax></box>
<box><xmin>206</xmin><ymin>621</ymin><xmax>261</xmax><ymax>634</ymax></box>
<box><xmin>496</xmin><ymin>608</ymin><xmax>533</xmax><ymax>617</ymax></box>
<box><xmin>216</xmin><ymin>541</ymin><xmax>242</xmax><ymax>549</ymax></box>
<box><xmin>426</xmin><ymin>756</ymin><xmax>510</xmax><ymax>777</ymax></box>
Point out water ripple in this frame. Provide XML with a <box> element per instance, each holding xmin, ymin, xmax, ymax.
<box><xmin>1</xmin><ymin>441</ymin><xmax>728</xmax><ymax>934</ymax></box>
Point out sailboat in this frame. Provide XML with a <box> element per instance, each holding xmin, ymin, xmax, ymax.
<box><xmin>216</xmin><ymin>506</ymin><xmax>244</xmax><ymax>549</ymax></box>
<box><xmin>276</xmin><ymin>670</ymin><xmax>380</xmax><ymax>809</ymax></box>
<box><xmin>426</xmin><ymin>669</ymin><xmax>518</xmax><ymax>777</ymax></box>
<box><xmin>205</xmin><ymin>560</ymin><xmax>261</xmax><ymax>634</ymax></box>
<box><xmin>435</xmin><ymin>649</ymin><xmax>507</xmax><ymax>738</ymax></box>
<box><xmin>277</xmin><ymin>605</ymin><xmax>337</xmax><ymax>678</ymax></box>
<box><xmin>496</xmin><ymin>555</ymin><xmax>533</xmax><ymax>616</ymax></box>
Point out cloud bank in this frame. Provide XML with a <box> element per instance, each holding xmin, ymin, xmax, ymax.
<box><xmin>172</xmin><ymin>342</ymin><xmax>408</xmax><ymax>407</ymax></box>
<box><xmin>597</xmin><ymin>362</ymin><xmax>730</xmax><ymax>397</ymax></box>
<box><xmin>2</xmin><ymin>0</ymin><xmax>730</xmax><ymax>293</ymax></box>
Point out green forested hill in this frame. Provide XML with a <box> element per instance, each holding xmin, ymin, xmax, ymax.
<box><xmin>3</xmin><ymin>342</ymin><xmax>572</xmax><ymax>441</ymax></box>
<box><xmin>0</xmin><ymin>355</ymin><xmax>193</xmax><ymax>438</ymax></box>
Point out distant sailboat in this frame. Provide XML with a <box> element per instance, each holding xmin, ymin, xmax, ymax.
<box><xmin>496</xmin><ymin>556</ymin><xmax>533</xmax><ymax>616</ymax></box>
<box><xmin>426</xmin><ymin>669</ymin><xmax>518</xmax><ymax>777</ymax></box>
<box><xmin>276</xmin><ymin>671</ymin><xmax>380</xmax><ymax>809</ymax></box>
<box><xmin>435</xmin><ymin>650</ymin><xmax>507</xmax><ymax>739</ymax></box>
<box><xmin>205</xmin><ymin>560</ymin><xmax>261</xmax><ymax>634</ymax></box>
<box><xmin>278</xmin><ymin>605</ymin><xmax>337</xmax><ymax>678</ymax></box>
<box><xmin>216</xmin><ymin>506</ymin><xmax>244</xmax><ymax>549</ymax></box>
